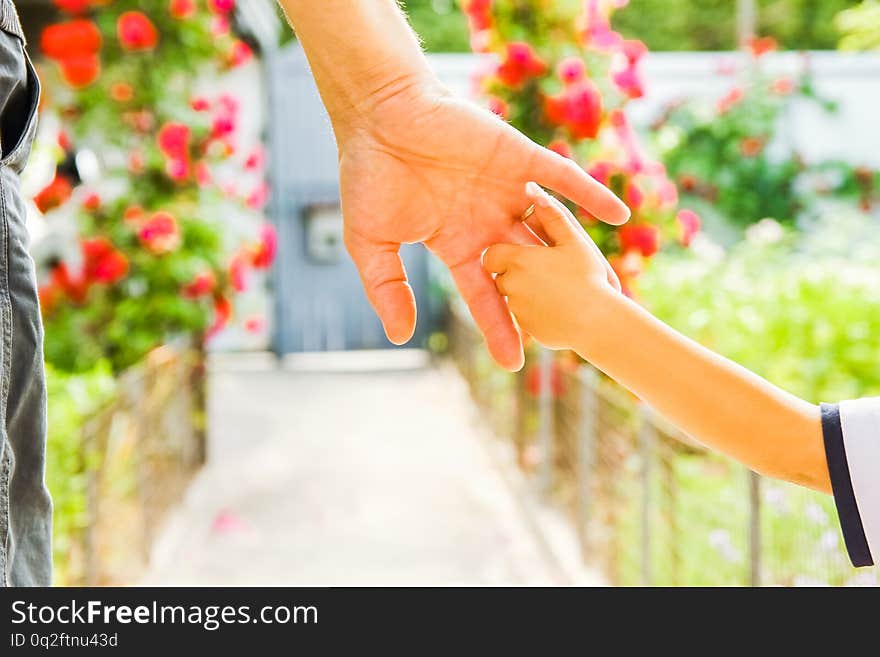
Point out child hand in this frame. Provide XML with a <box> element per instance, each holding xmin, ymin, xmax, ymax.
<box><xmin>482</xmin><ymin>182</ymin><xmax>622</xmax><ymax>352</ymax></box>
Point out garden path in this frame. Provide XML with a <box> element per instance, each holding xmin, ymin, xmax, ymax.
<box><xmin>142</xmin><ymin>351</ymin><xmax>565</xmax><ymax>585</ymax></box>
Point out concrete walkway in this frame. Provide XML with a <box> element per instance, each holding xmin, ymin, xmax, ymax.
<box><xmin>142</xmin><ymin>353</ymin><xmax>565</xmax><ymax>586</ymax></box>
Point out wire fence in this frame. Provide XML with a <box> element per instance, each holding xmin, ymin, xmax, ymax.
<box><xmin>70</xmin><ymin>344</ymin><xmax>207</xmax><ymax>585</ymax></box>
<box><xmin>449</xmin><ymin>305</ymin><xmax>878</xmax><ymax>586</ymax></box>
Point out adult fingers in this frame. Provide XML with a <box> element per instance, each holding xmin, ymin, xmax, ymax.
<box><xmin>345</xmin><ymin>230</ymin><xmax>417</xmax><ymax>345</ymax></box>
<box><xmin>531</xmin><ymin>146</ymin><xmax>630</xmax><ymax>225</ymax></box>
<box><xmin>451</xmin><ymin>259</ymin><xmax>524</xmax><ymax>371</ymax></box>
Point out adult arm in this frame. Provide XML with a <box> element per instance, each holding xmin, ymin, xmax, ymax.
<box><xmin>277</xmin><ymin>1</ymin><xmax>629</xmax><ymax>370</ymax></box>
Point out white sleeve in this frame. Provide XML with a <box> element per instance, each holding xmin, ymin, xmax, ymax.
<box><xmin>821</xmin><ymin>399</ymin><xmax>880</xmax><ymax>567</ymax></box>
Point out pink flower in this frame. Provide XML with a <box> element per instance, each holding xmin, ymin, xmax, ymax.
<box><xmin>677</xmin><ymin>209</ymin><xmax>701</xmax><ymax>246</ymax></box>
<box><xmin>246</xmin><ymin>182</ymin><xmax>270</xmax><ymax>210</ymax></box>
<box><xmin>210</xmin><ymin>15</ymin><xmax>230</xmax><ymax>37</ymax></box>
<box><xmin>117</xmin><ymin>11</ymin><xmax>158</xmax><ymax>51</ymax></box>
<box><xmin>195</xmin><ymin>162</ymin><xmax>212</xmax><ymax>187</ymax></box>
<box><xmin>243</xmin><ymin>315</ymin><xmax>266</xmax><ymax>334</ymax></box>
<box><xmin>208</xmin><ymin>0</ymin><xmax>235</xmax><ymax>14</ymax></box>
<box><xmin>716</xmin><ymin>87</ymin><xmax>744</xmax><ymax>114</ymax></box>
<box><xmin>772</xmin><ymin>78</ymin><xmax>795</xmax><ymax>95</ymax></box>
<box><xmin>157</xmin><ymin>122</ymin><xmax>190</xmax><ymax>159</ymax></box>
<box><xmin>588</xmin><ymin>161</ymin><xmax>615</xmax><ymax>186</ymax></box>
<box><xmin>190</xmin><ymin>96</ymin><xmax>211</xmax><ymax>111</ymax></box>
<box><xmin>138</xmin><ymin>211</ymin><xmax>181</xmax><ymax>254</ymax></box>
<box><xmin>657</xmin><ymin>179</ymin><xmax>679</xmax><ymax>208</ymax></box>
<box><xmin>244</xmin><ymin>146</ymin><xmax>264</xmax><ymax>171</ymax></box>
<box><xmin>557</xmin><ymin>57</ymin><xmax>586</xmax><ymax>85</ymax></box>
<box><xmin>182</xmin><ymin>271</ymin><xmax>215</xmax><ymax>298</ymax></box>
<box><xmin>166</xmin><ymin>158</ymin><xmax>190</xmax><ymax>181</ymax></box>
<box><xmin>583</xmin><ymin>0</ymin><xmax>622</xmax><ymax>50</ymax></box>
<box><xmin>250</xmin><ymin>223</ymin><xmax>277</xmax><ymax>269</ymax></box>
<box><xmin>612</xmin><ymin>66</ymin><xmax>644</xmax><ymax>99</ymax></box>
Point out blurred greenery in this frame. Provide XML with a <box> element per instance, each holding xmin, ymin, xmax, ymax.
<box><xmin>401</xmin><ymin>0</ymin><xmax>862</xmax><ymax>52</ymax></box>
<box><xmin>642</xmin><ymin>207</ymin><xmax>880</xmax><ymax>403</ymax></box>
<box><xmin>836</xmin><ymin>0</ymin><xmax>880</xmax><ymax>50</ymax></box>
<box><xmin>46</xmin><ymin>363</ymin><xmax>116</xmax><ymax>585</ymax></box>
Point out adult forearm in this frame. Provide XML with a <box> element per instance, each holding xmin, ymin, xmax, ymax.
<box><xmin>577</xmin><ymin>292</ymin><xmax>830</xmax><ymax>493</ymax></box>
<box><xmin>277</xmin><ymin>0</ymin><xmax>438</xmax><ymax>137</ymax></box>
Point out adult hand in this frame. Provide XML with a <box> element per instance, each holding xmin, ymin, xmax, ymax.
<box><xmin>339</xmin><ymin>80</ymin><xmax>630</xmax><ymax>371</ymax></box>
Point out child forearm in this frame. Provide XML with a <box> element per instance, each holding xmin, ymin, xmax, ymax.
<box><xmin>576</xmin><ymin>290</ymin><xmax>830</xmax><ymax>493</ymax></box>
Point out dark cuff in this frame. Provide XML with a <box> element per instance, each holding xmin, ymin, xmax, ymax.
<box><xmin>821</xmin><ymin>403</ymin><xmax>874</xmax><ymax>567</ymax></box>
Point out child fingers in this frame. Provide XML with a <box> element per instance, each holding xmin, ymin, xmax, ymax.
<box><xmin>482</xmin><ymin>243</ymin><xmax>525</xmax><ymax>274</ymax></box>
<box><xmin>525</xmin><ymin>182</ymin><xmax>580</xmax><ymax>246</ymax></box>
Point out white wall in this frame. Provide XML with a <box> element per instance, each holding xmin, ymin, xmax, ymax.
<box><xmin>428</xmin><ymin>51</ymin><xmax>880</xmax><ymax>168</ymax></box>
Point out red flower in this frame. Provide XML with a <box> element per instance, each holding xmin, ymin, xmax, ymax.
<box><xmin>676</xmin><ymin>210</ymin><xmax>701</xmax><ymax>246</ymax></box>
<box><xmin>207</xmin><ymin>296</ymin><xmax>233</xmax><ymax>339</ymax></box>
<box><xmin>182</xmin><ymin>271</ymin><xmax>216</xmax><ymax>299</ymax></box>
<box><xmin>463</xmin><ymin>0</ymin><xmax>493</xmax><ymax>31</ymax></box>
<box><xmin>82</xmin><ymin>237</ymin><xmax>128</xmax><ymax>284</ymax></box>
<box><xmin>81</xmin><ymin>191</ymin><xmax>101</xmax><ymax>210</ymax></box>
<box><xmin>53</xmin><ymin>0</ymin><xmax>91</xmax><ymax>15</ymax></box>
<box><xmin>34</xmin><ymin>174</ymin><xmax>73</xmax><ymax>213</ymax></box>
<box><xmin>772</xmin><ymin>78</ymin><xmax>795</xmax><ymax>95</ymax></box>
<box><xmin>50</xmin><ymin>262</ymin><xmax>89</xmax><ymax>303</ymax></box>
<box><xmin>250</xmin><ymin>223</ymin><xmax>277</xmax><ymax>269</ymax></box>
<box><xmin>169</xmin><ymin>0</ymin><xmax>196</xmax><ymax>19</ymax></box>
<box><xmin>716</xmin><ymin>87</ymin><xmax>744</xmax><ymax>114</ymax></box>
<box><xmin>40</xmin><ymin>19</ymin><xmax>101</xmax><ymax>59</ymax></box>
<box><xmin>58</xmin><ymin>54</ymin><xmax>100</xmax><ymax>87</ymax></box>
<box><xmin>625</xmin><ymin>182</ymin><xmax>644</xmax><ymax>210</ymax></box>
<box><xmin>496</xmin><ymin>42</ymin><xmax>546</xmax><ymax>87</ymax></box>
<box><xmin>190</xmin><ymin>96</ymin><xmax>211</xmax><ymax>112</ymax></box>
<box><xmin>208</xmin><ymin>0</ymin><xmax>236</xmax><ymax>13</ymax></box>
<box><xmin>747</xmin><ymin>36</ymin><xmax>777</xmax><ymax>58</ymax></box>
<box><xmin>618</xmin><ymin>223</ymin><xmax>659</xmax><ymax>257</ymax></box>
<box><xmin>123</xmin><ymin>205</ymin><xmax>145</xmax><ymax>224</ymax></box>
<box><xmin>138</xmin><ymin>211</ymin><xmax>181</xmax><ymax>254</ymax></box>
<box><xmin>228</xmin><ymin>254</ymin><xmax>248</xmax><ymax>292</ymax></box>
<box><xmin>110</xmin><ymin>81</ymin><xmax>134</xmax><ymax>102</ymax></box>
<box><xmin>117</xmin><ymin>12</ymin><xmax>159</xmax><ymax>52</ymax></box>
<box><xmin>740</xmin><ymin>136</ymin><xmax>764</xmax><ymax>157</ymax></box>
<box><xmin>38</xmin><ymin>283</ymin><xmax>62</xmax><ymax>315</ymax></box>
<box><xmin>228</xmin><ymin>40</ymin><xmax>253</xmax><ymax>68</ymax></box>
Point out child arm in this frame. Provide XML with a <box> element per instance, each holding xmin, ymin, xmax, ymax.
<box><xmin>484</xmin><ymin>183</ymin><xmax>829</xmax><ymax>493</ymax></box>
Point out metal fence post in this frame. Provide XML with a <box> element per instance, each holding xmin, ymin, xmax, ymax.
<box><xmin>639</xmin><ymin>404</ymin><xmax>656</xmax><ymax>587</ymax></box>
<box><xmin>576</xmin><ymin>367</ymin><xmax>598</xmax><ymax>561</ymax></box>
<box><xmin>538</xmin><ymin>347</ymin><xmax>554</xmax><ymax>494</ymax></box>
<box><xmin>749</xmin><ymin>471</ymin><xmax>762</xmax><ymax>587</ymax></box>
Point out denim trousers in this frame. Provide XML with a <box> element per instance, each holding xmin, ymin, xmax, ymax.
<box><xmin>0</xmin><ymin>1</ymin><xmax>52</xmax><ymax>587</ymax></box>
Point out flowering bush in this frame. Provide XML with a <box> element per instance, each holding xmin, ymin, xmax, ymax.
<box><xmin>35</xmin><ymin>1</ymin><xmax>271</xmax><ymax>373</ymax></box>
<box><xmin>462</xmin><ymin>0</ymin><xmax>696</xmax><ymax>294</ymax></box>
<box><xmin>654</xmin><ymin>38</ymin><xmax>877</xmax><ymax>231</ymax></box>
